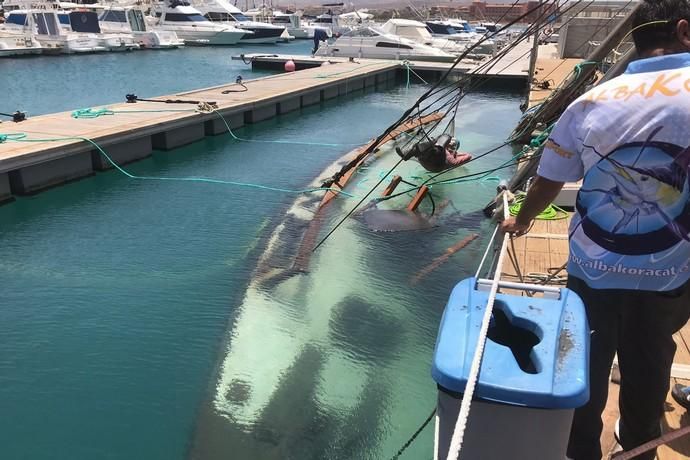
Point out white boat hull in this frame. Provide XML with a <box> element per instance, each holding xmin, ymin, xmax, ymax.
<box><xmin>172</xmin><ymin>28</ymin><xmax>245</xmax><ymax>45</ymax></box>
<box><xmin>0</xmin><ymin>34</ymin><xmax>42</xmax><ymax>56</ymax></box>
<box><xmin>136</xmin><ymin>31</ymin><xmax>184</xmax><ymax>49</ymax></box>
<box><xmin>101</xmin><ymin>34</ymin><xmax>140</xmax><ymax>51</ymax></box>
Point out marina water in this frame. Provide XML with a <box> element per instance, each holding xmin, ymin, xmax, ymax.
<box><xmin>0</xmin><ymin>44</ymin><xmax>524</xmax><ymax>459</ymax></box>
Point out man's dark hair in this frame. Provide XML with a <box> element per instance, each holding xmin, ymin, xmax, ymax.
<box><xmin>632</xmin><ymin>0</ymin><xmax>690</xmax><ymax>53</ymax></box>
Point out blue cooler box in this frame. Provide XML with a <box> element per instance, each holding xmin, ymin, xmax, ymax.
<box><xmin>432</xmin><ymin>277</ymin><xmax>590</xmax><ymax>460</ymax></box>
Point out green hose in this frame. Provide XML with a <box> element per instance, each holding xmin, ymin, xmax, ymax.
<box><xmin>509</xmin><ymin>192</ymin><xmax>568</xmax><ymax>220</ymax></box>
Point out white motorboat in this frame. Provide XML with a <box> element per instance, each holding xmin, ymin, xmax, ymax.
<box><xmin>98</xmin><ymin>6</ymin><xmax>184</xmax><ymax>49</ymax></box>
<box><xmin>315</xmin><ymin>26</ymin><xmax>457</xmax><ymax>62</ymax></box>
<box><xmin>0</xmin><ymin>31</ymin><xmax>43</xmax><ymax>56</ymax></box>
<box><xmin>3</xmin><ymin>9</ymin><xmax>104</xmax><ymax>54</ymax></box>
<box><xmin>305</xmin><ymin>11</ymin><xmax>348</xmax><ymax>37</ymax></box>
<box><xmin>191</xmin><ymin>0</ymin><xmax>285</xmax><ymax>44</ymax></box>
<box><xmin>150</xmin><ymin>0</ymin><xmax>248</xmax><ymax>46</ymax></box>
<box><xmin>426</xmin><ymin>19</ymin><xmax>495</xmax><ymax>55</ymax></box>
<box><xmin>57</xmin><ymin>10</ymin><xmax>139</xmax><ymax>51</ymax></box>
<box><xmin>380</xmin><ymin>19</ymin><xmax>467</xmax><ymax>56</ymax></box>
<box><xmin>267</xmin><ymin>11</ymin><xmax>309</xmax><ymax>39</ymax></box>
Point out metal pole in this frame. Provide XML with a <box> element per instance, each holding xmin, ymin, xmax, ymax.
<box><xmin>526</xmin><ymin>0</ymin><xmax>544</xmax><ymax>87</ymax></box>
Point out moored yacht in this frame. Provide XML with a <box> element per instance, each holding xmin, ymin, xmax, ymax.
<box><xmin>98</xmin><ymin>6</ymin><xmax>184</xmax><ymax>49</ymax></box>
<box><xmin>426</xmin><ymin>19</ymin><xmax>495</xmax><ymax>55</ymax></box>
<box><xmin>265</xmin><ymin>11</ymin><xmax>308</xmax><ymax>39</ymax></box>
<box><xmin>150</xmin><ymin>0</ymin><xmax>248</xmax><ymax>45</ymax></box>
<box><xmin>305</xmin><ymin>10</ymin><xmax>348</xmax><ymax>37</ymax></box>
<box><xmin>380</xmin><ymin>19</ymin><xmax>467</xmax><ymax>56</ymax></box>
<box><xmin>315</xmin><ymin>26</ymin><xmax>457</xmax><ymax>62</ymax></box>
<box><xmin>2</xmin><ymin>9</ymin><xmax>104</xmax><ymax>54</ymax></box>
<box><xmin>191</xmin><ymin>0</ymin><xmax>285</xmax><ymax>44</ymax></box>
<box><xmin>57</xmin><ymin>10</ymin><xmax>139</xmax><ymax>51</ymax></box>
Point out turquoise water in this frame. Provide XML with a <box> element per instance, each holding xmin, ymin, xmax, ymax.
<box><xmin>0</xmin><ymin>48</ymin><xmax>524</xmax><ymax>460</ymax></box>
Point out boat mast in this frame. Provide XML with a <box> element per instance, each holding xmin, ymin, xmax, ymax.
<box><xmin>526</xmin><ymin>0</ymin><xmax>544</xmax><ymax>92</ymax></box>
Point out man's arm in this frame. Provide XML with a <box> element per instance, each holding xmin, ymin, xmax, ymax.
<box><xmin>501</xmin><ymin>176</ymin><xmax>564</xmax><ymax>234</ymax></box>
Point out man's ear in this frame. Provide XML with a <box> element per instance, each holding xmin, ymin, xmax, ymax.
<box><xmin>676</xmin><ymin>19</ymin><xmax>690</xmax><ymax>50</ymax></box>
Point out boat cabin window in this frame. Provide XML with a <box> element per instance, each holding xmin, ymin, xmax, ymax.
<box><xmin>314</xmin><ymin>16</ymin><xmax>332</xmax><ymax>24</ymax></box>
<box><xmin>6</xmin><ymin>13</ymin><xmax>28</xmax><ymax>26</ymax></box>
<box><xmin>165</xmin><ymin>13</ymin><xmax>208</xmax><ymax>22</ymax></box>
<box><xmin>32</xmin><ymin>12</ymin><xmax>59</xmax><ymax>35</ymax></box>
<box><xmin>100</xmin><ymin>10</ymin><xmax>127</xmax><ymax>23</ymax></box>
<box><xmin>272</xmin><ymin>15</ymin><xmax>290</xmax><ymax>24</ymax></box>
<box><xmin>204</xmin><ymin>12</ymin><xmax>235</xmax><ymax>22</ymax></box>
<box><xmin>58</xmin><ymin>14</ymin><xmax>70</xmax><ymax>25</ymax></box>
<box><xmin>68</xmin><ymin>12</ymin><xmax>102</xmax><ymax>33</ymax></box>
<box><xmin>129</xmin><ymin>9</ymin><xmax>147</xmax><ymax>32</ymax></box>
<box><xmin>233</xmin><ymin>13</ymin><xmax>249</xmax><ymax>22</ymax></box>
<box><xmin>375</xmin><ymin>41</ymin><xmax>412</xmax><ymax>49</ymax></box>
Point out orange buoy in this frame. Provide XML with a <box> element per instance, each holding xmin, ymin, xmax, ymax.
<box><xmin>284</xmin><ymin>60</ymin><xmax>296</xmax><ymax>72</ymax></box>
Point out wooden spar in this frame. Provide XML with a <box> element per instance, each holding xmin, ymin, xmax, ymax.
<box><xmin>406</xmin><ymin>185</ymin><xmax>429</xmax><ymax>212</ymax></box>
<box><xmin>382</xmin><ymin>175</ymin><xmax>403</xmax><ymax>197</ymax></box>
<box><xmin>319</xmin><ymin>112</ymin><xmax>444</xmax><ymax>208</ymax></box>
<box><xmin>292</xmin><ymin>112</ymin><xmax>444</xmax><ymax>273</ymax></box>
<box><xmin>410</xmin><ymin>234</ymin><xmax>479</xmax><ymax>285</ymax></box>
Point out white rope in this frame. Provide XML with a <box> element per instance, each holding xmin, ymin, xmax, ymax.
<box><xmin>445</xmin><ymin>192</ymin><xmax>511</xmax><ymax>460</ymax></box>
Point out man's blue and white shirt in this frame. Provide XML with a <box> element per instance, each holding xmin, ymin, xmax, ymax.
<box><xmin>537</xmin><ymin>53</ymin><xmax>690</xmax><ymax>291</ymax></box>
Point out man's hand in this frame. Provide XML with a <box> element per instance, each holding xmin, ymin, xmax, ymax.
<box><xmin>500</xmin><ymin>216</ymin><xmax>531</xmax><ymax>236</ymax></box>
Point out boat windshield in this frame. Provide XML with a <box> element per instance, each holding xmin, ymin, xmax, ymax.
<box><xmin>6</xmin><ymin>13</ymin><xmax>28</xmax><ymax>26</ymax></box>
<box><xmin>233</xmin><ymin>13</ymin><xmax>250</xmax><ymax>22</ymax></box>
<box><xmin>129</xmin><ymin>9</ymin><xmax>147</xmax><ymax>32</ymax></box>
<box><xmin>343</xmin><ymin>27</ymin><xmax>379</xmax><ymax>37</ymax></box>
<box><xmin>100</xmin><ymin>10</ymin><xmax>127</xmax><ymax>23</ymax></box>
<box><xmin>165</xmin><ymin>13</ymin><xmax>208</xmax><ymax>22</ymax></box>
<box><xmin>33</xmin><ymin>12</ymin><xmax>59</xmax><ymax>35</ymax></box>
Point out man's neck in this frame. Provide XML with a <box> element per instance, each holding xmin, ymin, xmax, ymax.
<box><xmin>640</xmin><ymin>47</ymin><xmax>687</xmax><ymax>58</ymax></box>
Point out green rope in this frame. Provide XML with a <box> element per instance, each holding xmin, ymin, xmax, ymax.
<box><xmin>0</xmin><ymin>133</ymin><xmax>27</xmax><ymax>143</ymax></box>
<box><xmin>509</xmin><ymin>192</ymin><xmax>568</xmax><ymax>220</ymax></box>
<box><xmin>0</xmin><ymin>133</ymin><xmax>355</xmax><ymax>197</ymax></box>
<box><xmin>71</xmin><ymin>107</ymin><xmax>198</xmax><ymax>118</ymax></box>
<box><xmin>529</xmin><ymin>123</ymin><xmax>555</xmax><ymax>148</ymax></box>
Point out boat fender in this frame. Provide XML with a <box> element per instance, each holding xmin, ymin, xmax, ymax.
<box><xmin>284</xmin><ymin>60</ymin><xmax>296</xmax><ymax>72</ymax></box>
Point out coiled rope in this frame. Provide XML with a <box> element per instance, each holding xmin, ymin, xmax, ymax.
<box><xmin>509</xmin><ymin>192</ymin><xmax>568</xmax><ymax>221</ymax></box>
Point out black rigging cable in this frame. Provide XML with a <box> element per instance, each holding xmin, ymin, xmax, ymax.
<box><xmin>388</xmin><ymin>408</ymin><xmax>437</xmax><ymax>460</ymax></box>
<box><xmin>312</xmin><ymin>0</ymin><xmax>584</xmax><ymax>253</ymax></box>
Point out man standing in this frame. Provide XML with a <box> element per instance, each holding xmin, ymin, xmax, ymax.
<box><xmin>501</xmin><ymin>2</ymin><xmax>690</xmax><ymax>459</ymax></box>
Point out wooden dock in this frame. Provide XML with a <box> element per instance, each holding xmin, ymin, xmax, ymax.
<box><xmin>528</xmin><ymin>44</ymin><xmax>582</xmax><ymax>108</ymax></box>
<box><xmin>0</xmin><ymin>60</ymin><xmax>399</xmax><ymax>201</ymax></box>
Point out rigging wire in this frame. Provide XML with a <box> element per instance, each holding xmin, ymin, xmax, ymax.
<box><xmin>313</xmin><ymin>1</ymin><xmax>571</xmax><ymax>253</ymax></box>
